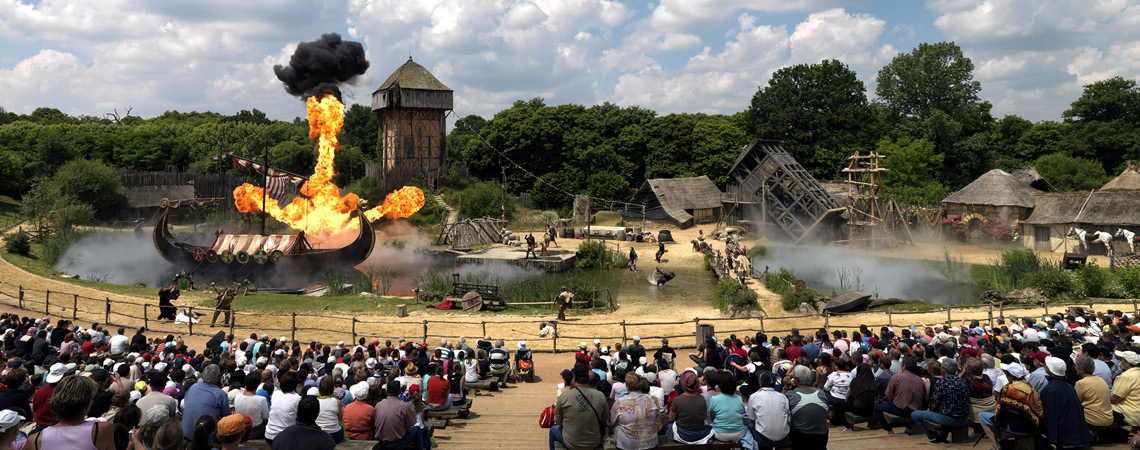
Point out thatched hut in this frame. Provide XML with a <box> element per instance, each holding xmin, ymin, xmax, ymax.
<box><xmin>1021</xmin><ymin>189</ymin><xmax>1140</xmax><ymax>253</ymax></box>
<box><xmin>1011</xmin><ymin>166</ymin><xmax>1057</xmax><ymax>192</ymax></box>
<box><xmin>1101</xmin><ymin>164</ymin><xmax>1140</xmax><ymax>191</ymax></box>
<box><xmin>941</xmin><ymin>169</ymin><xmax>1036</xmax><ymax>239</ymax></box>
<box><xmin>621</xmin><ymin>176</ymin><xmax>722</xmax><ymax>228</ymax></box>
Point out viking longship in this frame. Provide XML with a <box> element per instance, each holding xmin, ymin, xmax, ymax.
<box><xmin>153</xmin><ymin>200</ymin><xmax>375</xmax><ymax>274</ymax></box>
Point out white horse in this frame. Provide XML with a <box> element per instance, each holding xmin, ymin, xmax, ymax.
<box><xmin>1069</xmin><ymin>227</ymin><xmax>1114</xmax><ymax>257</ymax></box>
<box><xmin>1117</xmin><ymin>228</ymin><xmax>1137</xmax><ymax>253</ymax></box>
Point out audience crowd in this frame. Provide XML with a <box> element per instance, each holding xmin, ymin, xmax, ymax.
<box><xmin>550</xmin><ymin>310</ymin><xmax>1140</xmax><ymax>450</ymax></box>
<box><xmin>0</xmin><ymin>313</ymin><xmax>529</xmax><ymax>450</ymax></box>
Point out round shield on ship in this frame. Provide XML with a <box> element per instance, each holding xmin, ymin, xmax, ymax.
<box><xmin>220</xmin><ymin>250</ymin><xmax>234</xmax><ymax>264</ymax></box>
<box><xmin>269</xmin><ymin>250</ymin><xmax>284</xmax><ymax>263</ymax></box>
<box><xmin>205</xmin><ymin>249</ymin><xmax>218</xmax><ymax>263</ymax></box>
<box><xmin>236</xmin><ymin>251</ymin><xmax>250</xmax><ymax>264</ymax></box>
<box><xmin>192</xmin><ymin>248</ymin><xmax>204</xmax><ymax>262</ymax></box>
<box><xmin>253</xmin><ymin>250</ymin><xmax>268</xmax><ymax>264</ymax></box>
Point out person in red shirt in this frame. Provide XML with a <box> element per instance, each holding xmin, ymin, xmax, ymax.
<box><xmin>424</xmin><ymin>366</ymin><xmax>452</xmax><ymax>411</ymax></box>
<box><xmin>31</xmin><ymin>363</ymin><xmax>66</xmax><ymax>433</ymax></box>
<box><xmin>785</xmin><ymin>336</ymin><xmax>804</xmax><ymax>362</ymax></box>
<box><xmin>341</xmin><ymin>383</ymin><xmax>373</xmax><ymax>441</ymax></box>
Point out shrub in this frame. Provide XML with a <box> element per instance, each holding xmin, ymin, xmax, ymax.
<box><xmin>1119</xmin><ymin>267</ymin><xmax>1140</xmax><ymax>299</ymax></box>
<box><xmin>765</xmin><ymin>268</ymin><xmax>797</xmax><ymax>296</ymax></box>
<box><xmin>1023</xmin><ymin>267</ymin><xmax>1075</xmax><ymax>301</ymax></box>
<box><xmin>4</xmin><ymin>231</ymin><xmax>30</xmax><ymax>256</ymax></box>
<box><xmin>746</xmin><ymin>245</ymin><xmax>767</xmax><ymax>259</ymax></box>
<box><xmin>576</xmin><ymin>241</ymin><xmax>613</xmax><ymax>269</ymax></box>
<box><xmin>781</xmin><ymin>289</ymin><xmax>818</xmax><ymax>312</ymax></box>
<box><xmin>456</xmin><ymin>180</ymin><xmax>516</xmax><ymax>221</ymax></box>
<box><xmin>714</xmin><ymin>278</ymin><xmax>759</xmax><ymax>316</ymax></box>
<box><xmin>50</xmin><ymin>159</ymin><xmax>122</xmax><ymax>216</ymax></box>
<box><xmin>1076</xmin><ymin>264</ymin><xmax>1111</xmax><ymax>298</ymax></box>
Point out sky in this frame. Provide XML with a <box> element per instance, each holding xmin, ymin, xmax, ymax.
<box><xmin>2</xmin><ymin>0</ymin><xmax>1140</xmax><ymax>124</ymax></box>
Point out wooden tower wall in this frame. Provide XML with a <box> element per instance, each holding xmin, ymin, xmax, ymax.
<box><xmin>380</xmin><ymin>107</ymin><xmax>446</xmax><ymax>175</ymax></box>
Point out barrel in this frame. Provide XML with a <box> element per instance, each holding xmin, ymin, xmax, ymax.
<box><xmin>560</xmin><ymin>227</ymin><xmax>570</xmax><ymax>238</ymax></box>
<box><xmin>616</xmin><ymin>230</ymin><xmax>626</xmax><ymax>241</ymax></box>
<box><xmin>574</xmin><ymin>228</ymin><xmax>583</xmax><ymax>238</ymax></box>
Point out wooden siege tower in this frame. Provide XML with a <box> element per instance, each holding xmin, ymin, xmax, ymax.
<box><xmin>371</xmin><ymin>56</ymin><xmax>453</xmax><ymax>189</ymax></box>
<box><xmin>842</xmin><ymin>151</ymin><xmax>912</xmax><ymax>248</ymax></box>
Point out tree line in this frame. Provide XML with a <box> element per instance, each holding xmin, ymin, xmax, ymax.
<box><xmin>0</xmin><ymin>41</ymin><xmax>1137</xmax><ymax>210</ymax></box>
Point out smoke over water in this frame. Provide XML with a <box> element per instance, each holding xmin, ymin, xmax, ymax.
<box><xmin>56</xmin><ymin>232</ymin><xmax>175</xmax><ymax>287</ymax></box>
<box><xmin>759</xmin><ymin>245</ymin><xmax>982</xmax><ymax>304</ymax></box>
<box><xmin>273</xmin><ymin>33</ymin><xmax>369</xmax><ymax>98</ymax></box>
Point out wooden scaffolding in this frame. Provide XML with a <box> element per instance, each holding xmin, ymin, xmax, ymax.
<box><xmin>842</xmin><ymin>152</ymin><xmax>912</xmax><ymax>248</ymax></box>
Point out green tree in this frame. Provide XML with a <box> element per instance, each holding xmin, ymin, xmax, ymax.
<box><xmin>747</xmin><ymin>59</ymin><xmax>875</xmax><ymax>179</ymax></box>
<box><xmin>268</xmin><ymin>140</ymin><xmax>316</xmax><ymax>175</ymax></box>
<box><xmin>446</xmin><ymin>114</ymin><xmax>486</xmax><ymax>164</ymax></box>
<box><xmin>1063</xmin><ymin>76</ymin><xmax>1140</xmax><ymax>122</ymax></box>
<box><xmin>50</xmin><ymin>159</ymin><xmax>122</xmax><ymax>216</ymax></box>
<box><xmin>341</xmin><ymin>104</ymin><xmax>380</xmax><ymax>157</ymax></box>
<box><xmin>27</xmin><ymin>107</ymin><xmax>76</xmax><ymax>125</ymax></box>
<box><xmin>20</xmin><ymin>179</ymin><xmax>94</xmax><ymax>232</ymax></box>
<box><xmin>33</xmin><ymin>129</ymin><xmax>77</xmax><ymax>176</ymax></box>
<box><xmin>878</xmin><ymin>137</ymin><xmax>947</xmax><ymax>205</ymax></box>
<box><xmin>875</xmin><ymin>42</ymin><xmax>994</xmax><ymax>188</ymax></box>
<box><xmin>456</xmin><ymin>180</ymin><xmax>515</xmax><ymax>220</ymax></box>
<box><xmin>224</xmin><ymin>109</ymin><xmax>271</xmax><ymax>125</ymax></box>
<box><xmin>1034</xmin><ymin>153</ymin><xmax>1108</xmax><ymax>191</ymax></box>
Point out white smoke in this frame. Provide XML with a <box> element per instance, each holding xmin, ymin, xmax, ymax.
<box><xmin>758</xmin><ymin>245</ymin><xmax>980</xmax><ymax>304</ymax></box>
<box><xmin>55</xmin><ymin>231</ymin><xmax>174</xmax><ymax>287</ymax></box>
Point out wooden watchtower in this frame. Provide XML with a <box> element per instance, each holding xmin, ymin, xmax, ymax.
<box><xmin>371</xmin><ymin>56</ymin><xmax>453</xmax><ymax>188</ymax></box>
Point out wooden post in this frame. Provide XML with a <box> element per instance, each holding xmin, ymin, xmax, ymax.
<box><xmin>187</xmin><ymin>308</ymin><xmax>193</xmax><ymax>336</ymax></box>
<box><xmin>887</xmin><ymin>308</ymin><xmax>892</xmax><ymax>328</ymax></box>
<box><xmin>946</xmin><ymin>305</ymin><xmax>952</xmax><ymax>324</ymax></box>
<box><xmin>351</xmin><ymin>318</ymin><xmax>357</xmax><ymax>344</ymax></box>
<box><xmin>72</xmin><ymin>294</ymin><xmax>78</xmax><ymax>320</ymax></box>
<box><xmin>759</xmin><ymin>316</ymin><xmax>765</xmax><ymax>333</ymax></box>
<box><xmin>481</xmin><ymin>321</ymin><xmax>486</xmax><ymax>337</ymax></box>
<box><xmin>1044</xmin><ymin>300</ymin><xmax>1049</xmax><ymax>315</ymax></box>
<box><xmin>291</xmin><ymin>313</ymin><xmax>297</xmax><ymax>343</ymax></box>
<box><xmin>988</xmin><ymin>305</ymin><xmax>994</xmax><ymax>327</ymax></box>
<box><xmin>104</xmin><ymin>298</ymin><xmax>110</xmax><ymax>325</ymax></box>
<box><xmin>621</xmin><ymin>320</ymin><xmax>627</xmax><ymax>346</ymax></box>
<box><xmin>422</xmin><ymin>320</ymin><xmax>428</xmax><ymax>344</ymax></box>
<box><xmin>1133</xmin><ymin>300</ymin><xmax>1137</xmax><ymax>317</ymax></box>
<box><xmin>229</xmin><ymin>312</ymin><xmax>235</xmax><ymax>337</ymax></box>
<box><xmin>1000</xmin><ymin>303</ymin><xmax>1005</xmax><ymax>321</ymax></box>
<box><xmin>18</xmin><ymin>286</ymin><xmax>23</xmax><ymax>309</ymax></box>
<box><xmin>824</xmin><ymin>313</ymin><xmax>829</xmax><ymax>332</ymax></box>
<box><xmin>553</xmin><ymin>323</ymin><xmax>558</xmax><ymax>354</ymax></box>
<box><xmin>45</xmin><ymin>289</ymin><xmax>50</xmax><ymax>314</ymax></box>
<box><xmin>143</xmin><ymin>305</ymin><xmax>148</xmax><ymax>331</ymax></box>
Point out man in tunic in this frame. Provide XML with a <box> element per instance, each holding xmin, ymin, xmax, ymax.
<box><xmin>524</xmin><ymin>233</ymin><xmax>537</xmax><ymax>259</ymax></box>
<box><xmin>212</xmin><ymin>285</ymin><xmax>236</xmax><ymax>327</ymax></box>
<box><xmin>556</xmin><ymin>287</ymin><xmax>574</xmax><ymax>321</ymax></box>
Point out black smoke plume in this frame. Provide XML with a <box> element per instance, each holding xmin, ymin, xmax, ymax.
<box><xmin>274</xmin><ymin>33</ymin><xmax>369</xmax><ymax>99</ymax></box>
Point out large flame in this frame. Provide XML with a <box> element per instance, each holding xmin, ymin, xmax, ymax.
<box><xmin>233</xmin><ymin>94</ymin><xmax>425</xmax><ymax>235</ymax></box>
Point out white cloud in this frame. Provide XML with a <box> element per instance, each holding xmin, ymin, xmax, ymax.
<box><xmin>649</xmin><ymin>0</ymin><xmax>845</xmax><ymax>33</ymax></box>
<box><xmin>789</xmin><ymin>8</ymin><xmax>887</xmax><ymax>66</ymax></box>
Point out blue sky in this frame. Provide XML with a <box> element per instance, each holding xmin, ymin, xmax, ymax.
<box><xmin>2</xmin><ymin>0</ymin><xmax>1139</xmax><ymax>123</ymax></box>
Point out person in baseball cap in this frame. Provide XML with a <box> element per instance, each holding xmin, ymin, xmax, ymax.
<box><xmin>217</xmin><ymin>413</ymin><xmax>252</xmax><ymax>447</ymax></box>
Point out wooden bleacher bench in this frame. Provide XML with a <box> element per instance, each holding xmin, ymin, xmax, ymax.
<box><xmin>881</xmin><ymin>412</ymin><xmax>922</xmax><ymax>435</ymax></box>
<box><xmin>843</xmin><ymin>412</ymin><xmax>880</xmax><ymax>430</ymax></box>
<box><xmin>921</xmin><ymin>419</ymin><xmax>970</xmax><ymax>443</ymax></box>
<box><xmin>424</xmin><ymin>398</ymin><xmax>473</xmax><ymax>420</ymax></box>
<box><xmin>552</xmin><ymin>435</ymin><xmax>745</xmax><ymax>450</ymax></box>
<box><xmin>466</xmin><ymin>378</ymin><xmax>499</xmax><ymax>394</ymax></box>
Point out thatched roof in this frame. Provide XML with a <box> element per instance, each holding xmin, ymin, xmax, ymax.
<box><xmin>621</xmin><ymin>176</ymin><xmax>722</xmax><ymax>224</ymax></box>
<box><xmin>374</xmin><ymin>57</ymin><xmax>451</xmax><ymax>92</ymax></box>
<box><xmin>1021</xmin><ymin>192</ymin><xmax>1087</xmax><ymax>225</ymax></box>
<box><xmin>123</xmin><ymin>185</ymin><xmax>193</xmax><ymax>208</ymax></box>
<box><xmin>1101</xmin><ymin>165</ymin><xmax>1140</xmax><ymax>191</ymax></box>
<box><xmin>942</xmin><ymin>169</ymin><xmax>1036</xmax><ymax>208</ymax></box>
<box><xmin>1021</xmin><ymin>190</ymin><xmax>1140</xmax><ymax>226</ymax></box>
<box><xmin>1011</xmin><ymin>166</ymin><xmax>1057</xmax><ymax>192</ymax></box>
<box><xmin>1077</xmin><ymin>191</ymin><xmax>1140</xmax><ymax>226</ymax></box>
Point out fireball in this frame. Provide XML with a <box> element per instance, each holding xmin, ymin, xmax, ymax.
<box><xmin>233</xmin><ymin>94</ymin><xmax>424</xmax><ymax>235</ymax></box>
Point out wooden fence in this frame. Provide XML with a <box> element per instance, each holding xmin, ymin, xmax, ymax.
<box><xmin>0</xmin><ymin>277</ymin><xmax>1132</xmax><ymax>353</ymax></box>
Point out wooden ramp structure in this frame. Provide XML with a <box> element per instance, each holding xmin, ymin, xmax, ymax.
<box><xmin>724</xmin><ymin>140</ymin><xmax>844</xmax><ymax>242</ymax></box>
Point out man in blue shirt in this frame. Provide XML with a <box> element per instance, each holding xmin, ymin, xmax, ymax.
<box><xmin>1040</xmin><ymin>357</ymin><xmax>1091</xmax><ymax>449</ymax></box>
<box><xmin>181</xmin><ymin>364</ymin><xmax>230</xmax><ymax>440</ymax></box>
<box><xmin>801</xmin><ymin>330</ymin><xmax>822</xmax><ymax>363</ymax></box>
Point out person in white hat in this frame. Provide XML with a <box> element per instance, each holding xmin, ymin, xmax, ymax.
<box><xmin>1038</xmin><ymin>356</ymin><xmax>1092</xmax><ymax>447</ymax></box>
<box><xmin>1113</xmin><ymin>350</ymin><xmax>1140</xmax><ymax>426</ymax></box>
<box><xmin>978</xmin><ymin>362</ymin><xmax>1042</xmax><ymax>450</ymax></box>
<box><xmin>0</xmin><ymin>409</ymin><xmax>23</xmax><ymax>449</ymax></box>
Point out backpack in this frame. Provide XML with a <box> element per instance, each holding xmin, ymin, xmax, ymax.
<box><xmin>539</xmin><ymin>404</ymin><xmax>556</xmax><ymax>428</ymax></box>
